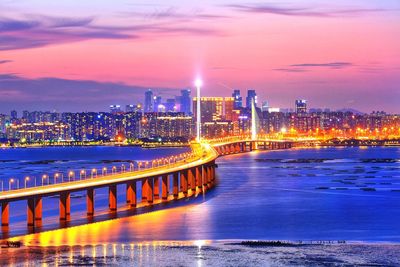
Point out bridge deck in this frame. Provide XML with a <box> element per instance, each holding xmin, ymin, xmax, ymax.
<box><xmin>0</xmin><ymin>143</ymin><xmax>218</xmax><ymax>203</ymax></box>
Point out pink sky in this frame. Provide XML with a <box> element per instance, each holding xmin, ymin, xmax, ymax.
<box><xmin>0</xmin><ymin>1</ymin><xmax>399</xmax><ymax>112</ymax></box>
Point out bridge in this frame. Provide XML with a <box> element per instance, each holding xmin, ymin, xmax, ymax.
<box><xmin>0</xmin><ymin>137</ymin><xmax>297</xmax><ymax>231</ymax></box>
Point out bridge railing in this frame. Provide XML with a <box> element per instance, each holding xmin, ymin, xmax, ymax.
<box><xmin>0</xmin><ymin>143</ymin><xmax>208</xmax><ymax>193</ymax></box>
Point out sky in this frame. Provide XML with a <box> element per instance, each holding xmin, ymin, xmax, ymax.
<box><xmin>0</xmin><ymin>0</ymin><xmax>399</xmax><ymax>113</ymax></box>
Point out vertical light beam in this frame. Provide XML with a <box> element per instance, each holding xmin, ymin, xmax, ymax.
<box><xmin>251</xmin><ymin>98</ymin><xmax>257</xmax><ymax>140</ymax></box>
<box><xmin>195</xmin><ymin>78</ymin><xmax>202</xmax><ymax>142</ymax></box>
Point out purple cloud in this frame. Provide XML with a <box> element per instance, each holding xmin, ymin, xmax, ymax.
<box><xmin>0</xmin><ymin>74</ymin><xmax>180</xmax><ymax>112</ymax></box>
<box><xmin>0</xmin><ymin>59</ymin><xmax>12</xmax><ymax>64</ymax></box>
<box><xmin>228</xmin><ymin>4</ymin><xmax>389</xmax><ymax>17</ymax></box>
<box><xmin>273</xmin><ymin>68</ymin><xmax>308</xmax><ymax>73</ymax></box>
<box><xmin>290</xmin><ymin>62</ymin><xmax>353</xmax><ymax>69</ymax></box>
<box><xmin>0</xmin><ymin>15</ymin><xmax>222</xmax><ymax>51</ymax></box>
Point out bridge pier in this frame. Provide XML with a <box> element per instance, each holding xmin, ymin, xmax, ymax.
<box><xmin>162</xmin><ymin>175</ymin><xmax>168</xmax><ymax>201</ymax></box>
<box><xmin>196</xmin><ymin>166</ymin><xmax>202</xmax><ymax>193</ymax></box>
<box><xmin>35</xmin><ymin>197</ymin><xmax>42</xmax><ymax>224</ymax></box>
<box><xmin>109</xmin><ymin>185</ymin><xmax>117</xmax><ymax>211</ymax></box>
<box><xmin>173</xmin><ymin>173</ymin><xmax>179</xmax><ymax>199</ymax></box>
<box><xmin>87</xmin><ymin>188</ymin><xmax>94</xmax><ymax>216</ymax></box>
<box><xmin>180</xmin><ymin>170</ymin><xmax>188</xmax><ymax>196</ymax></box>
<box><xmin>203</xmin><ymin>166</ymin><xmax>208</xmax><ymax>190</ymax></box>
<box><xmin>1</xmin><ymin>201</ymin><xmax>9</xmax><ymax>227</ymax></box>
<box><xmin>60</xmin><ymin>192</ymin><xmax>71</xmax><ymax>221</ymax></box>
<box><xmin>189</xmin><ymin>168</ymin><xmax>196</xmax><ymax>193</ymax></box>
<box><xmin>142</xmin><ymin>179</ymin><xmax>148</xmax><ymax>202</ymax></box>
<box><xmin>127</xmin><ymin>181</ymin><xmax>137</xmax><ymax>208</ymax></box>
<box><xmin>147</xmin><ymin>178</ymin><xmax>154</xmax><ymax>204</ymax></box>
<box><xmin>27</xmin><ymin>198</ymin><xmax>35</xmax><ymax>226</ymax></box>
<box><xmin>154</xmin><ymin>176</ymin><xmax>160</xmax><ymax>200</ymax></box>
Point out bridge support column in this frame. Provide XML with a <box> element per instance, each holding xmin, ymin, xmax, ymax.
<box><xmin>1</xmin><ymin>201</ymin><xmax>9</xmax><ymax>227</ymax></box>
<box><xmin>127</xmin><ymin>181</ymin><xmax>136</xmax><ymax>208</ymax></box>
<box><xmin>109</xmin><ymin>185</ymin><xmax>117</xmax><ymax>211</ymax></box>
<box><xmin>35</xmin><ymin>197</ymin><xmax>42</xmax><ymax>223</ymax></box>
<box><xmin>87</xmin><ymin>188</ymin><xmax>94</xmax><ymax>216</ymax></box>
<box><xmin>203</xmin><ymin>165</ymin><xmax>208</xmax><ymax>190</ymax></box>
<box><xmin>60</xmin><ymin>192</ymin><xmax>71</xmax><ymax>221</ymax></box>
<box><xmin>196</xmin><ymin>166</ymin><xmax>202</xmax><ymax>193</ymax></box>
<box><xmin>180</xmin><ymin>170</ymin><xmax>188</xmax><ymax>196</ymax></box>
<box><xmin>189</xmin><ymin>168</ymin><xmax>196</xmax><ymax>193</ymax></box>
<box><xmin>142</xmin><ymin>179</ymin><xmax>148</xmax><ymax>202</ymax></box>
<box><xmin>147</xmin><ymin>178</ymin><xmax>154</xmax><ymax>204</ymax></box>
<box><xmin>162</xmin><ymin>175</ymin><xmax>168</xmax><ymax>201</ymax></box>
<box><xmin>173</xmin><ymin>173</ymin><xmax>179</xmax><ymax>199</ymax></box>
<box><xmin>27</xmin><ymin>198</ymin><xmax>35</xmax><ymax>226</ymax></box>
<box><xmin>154</xmin><ymin>176</ymin><xmax>160</xmax><ymax>200</ymax></box>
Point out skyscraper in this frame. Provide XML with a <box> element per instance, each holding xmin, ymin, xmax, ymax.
<box><xmin>295</xmin><ymin>99</ymin><xmax>307</xmax><ymax>114</ymax></box>
<box><xmin>232</xmin><ymin>90</ymin><xmax>242</xmax><ymax>109</ymax></box>
<box><xmin>180</xmin><ymin>89</ymin><xmax>191</xmax><ymax>115</ymax></box>
<box><xmin>10</xmin><ymin>110</ymin><xmax>17</xmax><ymax>120</ymax></box>
<box><xmin>110</xmin><ymin>105</ymin><xmax>121</xmax><ymax>114</ymax></box>
<box><xmin>144</xmin><ymin>89</ymin><xmax>153</xmax><ymax>112</ymax></box>
<box><xmin>153</xmin><ymin>95</ymin><xmax>162</xmax><ymax>112</ymax></box>
<box><xmin>261</xmin><ymin>101</ymin><xmax>269</xmax><ymax>112</ymax></box>
<box><xmin>246</xmin><ymin>90</ymin><xmax>257</xmax><ymax>108</ymax></box>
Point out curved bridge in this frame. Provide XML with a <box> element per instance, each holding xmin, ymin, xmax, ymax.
<box><xmin>0</xmin><ymin>138</ymin><xmax>297</xmax><ymax>230</ymax></box>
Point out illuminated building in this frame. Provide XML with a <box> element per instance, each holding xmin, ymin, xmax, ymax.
<box><xmin>179</xmin><ymin>89</ymin><xmax>191</xmax><ymax>115</ymax></box>
<box><xmin>246</xmin><ymin>90</ymin><xmax>257</xmax><ymax>108</ymax></box>
<box><xmin>192</xmin><ymin>97</ymin><xmax>234</xmax><ymax>122</ymax></box>
<box><xmin>232</xmin><ymin>90</ymin><xmax>242</xmax><ymax>109</ymax></box>
<box><xmin>141</xmin><ymin>112</ymin><xmax>193</xmax><ymax>138</ymax></box>
<box><xmin>295</xmin><ymin>100</ymin><xmax>307</xmax><ymax>114</ymax></box>
<box><xmin>144</xmin><ymin>89</ymin><xmax>153</xmax><ymax>112</ymax></box>
<box><xmin>110</xmin><ymin>105</ymin><xmax>122</xmax><ymax>114</ymax></box>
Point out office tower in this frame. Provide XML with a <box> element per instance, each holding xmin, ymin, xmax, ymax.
<box><xmin>295</xmin><ymin>99</ymin><xmax>307</xmax><ymax>114</ymax></box>
<box><xmin>10</xmin><ymin>110</ymin><xmax>17</xmax><ymax>120</ymax></box>
<box><xmin>153</xmin><ymin>95</ymin><xmax>162</xmax><ymax>112</ymax></box>
<box><xmin>144</xmin><ymin>89</ymin><xmax>153</xmax><ymax>112</ymax></box>
<box><xmin>246</xmin><ymin>90</ymin><xmax>257</xmax><ymax>108</ymax></box>
<box><xmin>110</xmin><ymin>105</ymin><xmax>121</xmax><ymax>114</ymax></box>
<box><xmin>126</xmin><ymin>104</ymin><xmax>141</xmax><ymax>113</ymax></box>
<box><xmin>165</xmin><ymin>99</ymin><xmax>176</xmax><ymax>112</ymax></box>
<box><xmin>261</xmin><ymin>101</ymin><xmax>269</xmax><ymax>112</ymax></box>
<box><xmin>180</xmin><ymin>89</ymin><xmax>191</xmax><ymax>114</ymax></box>
<box><xmin>192</xmin><ymin>97</ymin><xmax>235</xmax><ymax>122</ymax></box>
<box><xmin>232</xmin><ymin>90</ymin><xmax>242</xmax><ymax>109</ymax></box>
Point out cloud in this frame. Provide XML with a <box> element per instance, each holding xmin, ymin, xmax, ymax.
<box><xmin>0</xmin><ymin>59</ymin><xmax>12</xmax><ymax>64</ymax></box>
<box><xmin>0</xmin><ymin>74</ymin><xmax>180</xmax><ymax>112</ymax></box>
<box><xmin>227</xmin><ymin>4</ymin><xmax>389</xmax><ymax>17</ymax></box>
<box><xmin>290</xmin><ymin>62</ymin><xmax>353</xmax><ymax>69</ymax></box>
<box><xmin>273</xmin><ymin>68</ymin><xmax>308</xmax><ymax>73</ymax></box>
<box><xmin>0</xmin><ymin>15</ymin><xmax>223</xmax><ymax>51</ymax></box>
<box><xmin>274</xmin><ymin>62</ymin><xmax>353</xmax><ymax>72</ymax></box>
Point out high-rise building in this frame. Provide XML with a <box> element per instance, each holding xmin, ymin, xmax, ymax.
<box><xmin>192</xmin><ymin>97</ymin><xmax>235</xmax><ymax>122</ymax></box>
<box><xmin>126</xmin><ymin>104</ymin><xmax>142</xmax><ymax>113</ymax></box>
<box><xmin>10</xmin><ymin>110</ymin><xmax>17</xmax><ymax>120</ymax></box>
<box><xmin>295</xmin><ymin>99</ymin><xmax>307</xmax><ymax>114</ymax></box>
<box><xmin>261</xmin><ymin>101</ymin><xmax>269</xmax><ymax>112</ymax></box>
<box><xmin>110</xmin><ymin>105</ymin><xmax>122</xmax><ymax>114</ymax></box>
<box><xmin>246</xmin><ymin>90</ymin><xmax>257</xmax><ymax>108</ymax></box>
<box><xmin>144</xmin><ymin>89</ymin><xmax>153</xmax><ymax>112</ymax></box>
<box><xmin>232</xmin><ymin>90</ymin><xmax>242</xmax><ymax>109</ymax></box>
<box><xmin>180</xmin><ymin>89</ymin><xmax>191</xmax><ymax>114</ymax></box>
<box><xmin>165</xmin><ymin>99</ymin><xmax>177</xmax><ymax>112</ymax></box>
<box><xmin>153</xmin><ymin>95</ymin><xmax>162</xmax><ymax>112</ymax></box>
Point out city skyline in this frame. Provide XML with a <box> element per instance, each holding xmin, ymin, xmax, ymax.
<box><xmin>1</xmin><ymin>0</ymin><xmax>399</xmax><ymax>113</ymax></box>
